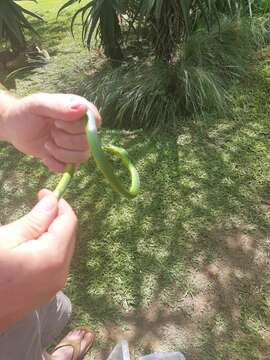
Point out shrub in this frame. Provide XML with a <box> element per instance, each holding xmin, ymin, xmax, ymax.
<box><xmin>78</xmin><ymin>18</ymin><xmax>255</xmax><ymax>129</ymax></box>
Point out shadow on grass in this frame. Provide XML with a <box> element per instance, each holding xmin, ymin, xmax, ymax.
<box><xmin>1</xmin><ymin>75</ymin><xmax>270</xmax><ymax>359</ymax></box>
<box><xmin>2</xmin><ymin>13</ymin><xmax>83</xmax><ymax>90</ymax></box>
<box><xmin>69</xmin><ymin>79</ymin><xmax>270</xmax><ymax>359</ymax></box>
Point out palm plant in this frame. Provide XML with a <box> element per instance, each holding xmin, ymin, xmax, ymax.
<box><xmin>136</xmin><ymin>0</ymin><xmax>250</xmax><ymax>61</ymax></box>
<box><xmin>0</xmin><ymin>0</ymin><xmax>42</xmax><ymax>54</ymax></box>
<box><xmin>58</xmin><ymin>0</ymin><xmax>123</xmax><ymax>62</ymax></box>
<box><xmin>56</xmin><ymin>0</ymin><xmax>266</xmax><ymax>129</ymax></box>
<box><xmin>58</xmin><ymin>0</ymin><xmax>256</xmax><ymax>63</ymax></box>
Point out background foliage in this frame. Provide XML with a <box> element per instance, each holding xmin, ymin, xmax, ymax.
<box><xmin>2</xmin><ymin>1</ymin><xmax>270</xmax><ymax>128</ymax></box>
<box><xmin>55</xmin><ymin>0</ymin><xmax>270</xmax><ymax>128</ymax></box>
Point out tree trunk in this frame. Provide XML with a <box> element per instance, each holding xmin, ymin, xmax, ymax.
<box><xmin>100</xmin><ymin>1</ymin><xmax>123</xmax><ymax>64</ymax></box>
<box><xmin>151</xmin><ymin>0</ymin><xmax>181</xmax><ymax>62</ymax></box>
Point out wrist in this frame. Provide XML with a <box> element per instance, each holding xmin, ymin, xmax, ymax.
<box><xmin>0</xmin><ymin>91</ymin><xmax>18</xmax><ymax>143</ymax></box>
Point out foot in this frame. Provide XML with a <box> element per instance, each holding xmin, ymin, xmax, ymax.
<box><xmin>51</xmin><ymin>328</ymin><xmax>95</xmax><ymax>360</ymax></box>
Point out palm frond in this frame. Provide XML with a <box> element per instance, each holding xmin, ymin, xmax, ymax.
<box><xmin>72</xmin><ymin>17</ymin><xmax>255</xmax><ymax>130</ymax></box>
<box><xmin>59</xmin><ymin>0</ymin><xmax>123</xmax><ymax>62</ymax></box>
<box><xmin>0</xmin><ymin>0</ymin><xmax>42</xmax><ymax>52</ymax></box>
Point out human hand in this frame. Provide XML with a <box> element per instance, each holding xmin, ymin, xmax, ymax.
<box><xmin>0</xmin><ymin>190</ymin><xmax>77</xmax><ymax>331</ymax></box>
<box><xmin>2</xmin><ymin>93</ymin><xmax>101</xmax><ymax>172</ymax></box>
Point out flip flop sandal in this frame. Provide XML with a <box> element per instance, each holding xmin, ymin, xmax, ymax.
<box><xmin>53</xmin><ymin>326</ymin><xmax>95</xmax><ymax>360</ymax></box>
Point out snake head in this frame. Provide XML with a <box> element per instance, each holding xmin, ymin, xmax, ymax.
<box><xmin>103</xmin><ymin>144</ymin><xmax>129</xmax><ymax>166</ymax></box>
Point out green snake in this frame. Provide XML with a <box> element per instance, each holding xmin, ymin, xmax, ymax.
<box><xmin>53</xmin><ymin>110</ymin><xmax>140</xmax><ymax>200</ymax></box>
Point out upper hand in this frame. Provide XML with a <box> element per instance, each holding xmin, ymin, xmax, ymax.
<box><xmin>2</xmin><ymin>93</ymin><xmax>101</xmax><ymax>172</ymax></box>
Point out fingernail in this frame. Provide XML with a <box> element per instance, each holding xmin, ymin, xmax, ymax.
<box><xmin>44</xmin><ymin>142</ymin><xmax>50</xmax><ymax>150</ymax></box>
<box><xmin>37</xmin><ymin>196</ymin><xmax>56</xmax><ymax>212</ymax></box>
<box><xmin>70</xmin><ymin>103</ymin><xmax>84</xmax><ymax>111</ymax></box>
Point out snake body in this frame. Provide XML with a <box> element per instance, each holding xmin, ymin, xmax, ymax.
<box><xmin>53</xmin><ymin>111</ymin><xmax>140</xmax><ymax>199</ymax></box>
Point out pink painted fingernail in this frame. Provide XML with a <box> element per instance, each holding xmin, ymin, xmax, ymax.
<box><xmin>70</xmin><ymin>103</ymin><xmax>84</xmax><ymax>111</ymax></box>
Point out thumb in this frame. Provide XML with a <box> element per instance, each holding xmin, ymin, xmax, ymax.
<box><xmin>12</xmin><ymin>194</ymin><xmax>58</xmax><ymax>241</ymax></box>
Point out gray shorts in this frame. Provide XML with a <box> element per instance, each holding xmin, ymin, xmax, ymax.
<box><xmin>0</xmin><ymin>291</ymin><xmax>72</xmax><ymax>360</ymax></box>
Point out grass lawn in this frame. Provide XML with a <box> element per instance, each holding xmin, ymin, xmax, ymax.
<box><xmin>1</xmin><ymin>1</ymin><xmax>270</xmax><ymax>359</ymax></box>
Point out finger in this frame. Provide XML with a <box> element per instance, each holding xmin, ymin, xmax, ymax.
<box><xmin>42</xmin><ymin>156</ymin><xmax>66</xmax><ymax>173</ymax></box>
<box><xmin>20</xmin><ymin>195</ymin><xmax>58</xmax><ymax>240</ymax></box>
<box><xmin>38</xmin><ymin>189</ymin><xmax>53</xmax><ymax>201</ymax></box>
<box><xmin>3</xmin><ymin>194</ymin><xmax>58</xmax><ymax>245</ymax></box>
<box><xmin>45</xmin><ymin>198</ymin><xmax>78</xmax><ymax>258</ymax></box>
<box><xmin>29</xmin><ymin>198</ymin><xmax>77</xmax><ymax>248</ymax></box>
<box><xmin>45</xmin><ymin>140</ymin><xmax>89</xmax><ymax>164</ymax></box>
<box><xmin>19</xmin><ymin>199</ymin><xmax>77</xmax><ymax>272</ymax></box>
<box><xmin>50</xmin><ymin>197</ymin><xmax>77</xmax><ymax>229</ymax></box>
<box><xmin>54</xmin><ymin>119</ymin><xmax>86</xmax><ymax>135</ymax></box>
<box><xmin>51</xmin><ymin>128</ymin><xmax>89</xmax><ymax>152</ymax></box>
<box><xmin>26</xmin><ymin>93</ymin><xmax>101</xmax><ymax>124</ymax></box>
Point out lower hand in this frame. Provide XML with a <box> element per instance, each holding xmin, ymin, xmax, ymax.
<box><xmin>0</xmin><ymin>190</ymin><xmax>77</xmax><ymax>331</ymax></box>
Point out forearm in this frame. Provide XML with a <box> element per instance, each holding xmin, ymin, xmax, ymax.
<box><xmin>0</xmin><ymin>90</ymin><xmax>17</xmax><ymax>143</ymax></box>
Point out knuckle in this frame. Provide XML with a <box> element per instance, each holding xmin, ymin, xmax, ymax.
<box><xmin>24</xmin><ymin>214</ymin><xmax>43</xmax><ymax>238</ymax></box>
<box><xmin>29</xmin><ymin>92</ymin><xmax>45</xmax><ymax>104</ymax></box>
